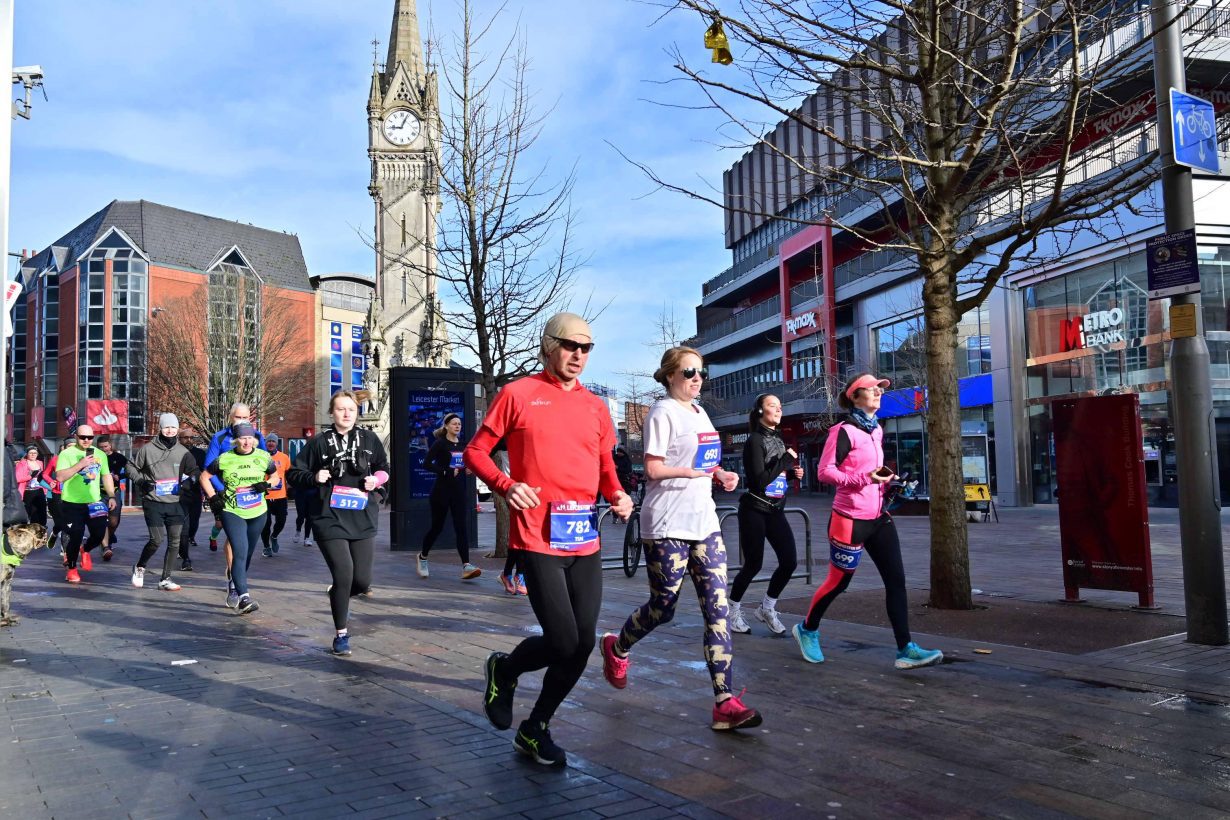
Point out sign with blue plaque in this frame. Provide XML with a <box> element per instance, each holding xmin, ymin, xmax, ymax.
<box><xmin>1146</xmin><ymin>227</ymin><xmax>1201</xmax><ymax>299</ymax></box>
<box><xmin>1169</xmin><ymin>89</ymin><xmax>1219</xmax><ymax>174</ymax></box>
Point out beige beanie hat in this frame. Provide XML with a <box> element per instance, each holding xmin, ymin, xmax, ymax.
<box><xmin>539</xmin><ymin>312</ymin><xmax>593</xmax><ymax>362</ymax></box>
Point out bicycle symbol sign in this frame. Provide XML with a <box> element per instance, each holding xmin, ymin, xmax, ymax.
<box><xmin>1169</xmin><ymin>88</ymin><xmax>1220</xmax><ymax>175</ymax></box>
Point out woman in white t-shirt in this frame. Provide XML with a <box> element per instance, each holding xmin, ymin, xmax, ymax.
<box><xmin>599</xmin><ymin>347</ymin><xmax>763</xmax><ymax>732</ymax></box>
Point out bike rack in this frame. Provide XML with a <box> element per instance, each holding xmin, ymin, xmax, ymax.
<box><xmin>595</xmin><ymin>503</ymin><xmax>638</xmax><ymax>573</ymax></box>
<box><xmin>598</xmin><ymin>503</ymin><xmax>812</xmax><ymax>586</ymax></box>
<box><xmin>720</xmin><ymin>505</ymin><xmax>813</xmax><ymax>586</ymax></box>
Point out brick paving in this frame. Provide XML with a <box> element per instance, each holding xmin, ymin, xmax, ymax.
<box><xmin>0</xmin><ymin>500</ymin><xmax>1227</xmax><ymax>818</ymax></box>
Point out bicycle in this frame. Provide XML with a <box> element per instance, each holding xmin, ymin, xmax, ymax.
<box><xmin>622</xmin><ymin>508</ymin><xmax>642</xmax><ymax>577</ymax></box>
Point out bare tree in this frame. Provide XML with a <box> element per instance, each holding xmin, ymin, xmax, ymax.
<box><xmin>146</xmin><ymin>289</ymin><xmax>312</xmax><ymax>438</ymax></box>
<box><xmin>431</xmin><ymin>0</ymin><xmax>585</xmax><ymax>401</ymax></box>
<box><xmin>642</xmin><ymin>0</ymin><xmax>1210</xmax><ymax>608</ymax></box>
<box><xmin>424</xmin><ymin>0</ymin><xmax>590</xmax><ymax>557</ymax></box>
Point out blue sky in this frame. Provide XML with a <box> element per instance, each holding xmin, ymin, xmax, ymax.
<box><xmin>12</xmin><ymin>0</ymin><xmax>756</xmax><ymax>392</ymax></box>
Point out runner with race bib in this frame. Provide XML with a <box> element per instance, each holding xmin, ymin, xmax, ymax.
<box><xmin>795</xmin><ymin>373</ymin><xmax>942</xmax><ymax>670</ymax></box>
<box><xmin>599</xmin><ymin>347</ymin><xmax>762</xmax><ymax>732</ymax></box>
<box><xmin>465</xmin><ymin>312</ymin><xmax>633</xmax><ymax>768</ymax></box>
<box><xmin>728</xmin><ymin>393</ymin><xmax>805</xmax><ymax>636</ymax></box>
<box><xmin>201</xmin><ymin>423</ymin><xmax>276</xmax><ymax>615</ymax></box>
<box><xmin>288</xmin><ymin>390</ymin><xmax>389</xmax><ymax>657</ymax></box>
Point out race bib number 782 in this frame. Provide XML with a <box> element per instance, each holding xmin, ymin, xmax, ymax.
<box><xmin>548</xmin><ymin>501</ymin><xmax>599</xmax><ymax>551</ymax></box>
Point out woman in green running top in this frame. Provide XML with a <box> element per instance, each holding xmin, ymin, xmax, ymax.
<box><xmin>200</xmin><ymin>423</ymin><xmax>277</xmax><ymax>615</ymax></box>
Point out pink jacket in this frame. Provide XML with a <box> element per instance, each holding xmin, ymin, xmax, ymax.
<box><xmin>817</xmin><ymin>421</ymin><xmax>887</xmax><ymax>520</ymax></box>
<box><xmin>15</xmin><ymin>458</ymin><xmax>41</xmax><ymax>496</ymax></box>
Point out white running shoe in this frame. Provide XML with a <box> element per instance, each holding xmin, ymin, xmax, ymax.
<box><xmin>417</xmin><ymin>554</ymin><xmax>430</xmax><ymax>578</ymax></box>
<box><xmin>158</xmin><ymin>579</ymin><xmax>182</xmax><ymax>591</ymax></box>
<box><xmin>756</xmin><ymin>605</ymin><xmax>787</xmax><ymax>635</ymax></box>
<box><xmin>730</xmin><ymin>604</ymin><xmax>751</xmax><ymax>634</ymax></box>
<box><xmin>130</xmin><ymin>565</ymin><xmax>145</xmax><ymax>588</ymax></box>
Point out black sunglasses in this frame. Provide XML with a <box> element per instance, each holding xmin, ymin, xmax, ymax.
<box><xmin>77</xmin><ymin>435</ymin><xmax>95</xmax><ymax>440</ymax></box>
<box><xmin>681</xmin><ymin>367</ymin><xmax>708</xmax><ymax>380</ymax></box>
<box><xmin>550</xmin><ymin>336</ymin><xmax>595</xmax><ymax>354</ymax></box>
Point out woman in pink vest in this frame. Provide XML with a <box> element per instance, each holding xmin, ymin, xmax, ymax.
<box><xmin>793</xmin><ymin>373</ymin><xmax>943</xmax><ymax>670</ymax></box>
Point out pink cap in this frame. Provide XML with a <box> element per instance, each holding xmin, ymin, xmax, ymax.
<box><xmin>845</xmin><ymin>374</ymin><xmax>891</xmax><ymax>400</ymax></box>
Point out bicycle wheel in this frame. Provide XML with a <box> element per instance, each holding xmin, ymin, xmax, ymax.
<box><xmin>622</xmin><ymin>512</ymin><xmax>642</xmax><ymax>577</ymax></box>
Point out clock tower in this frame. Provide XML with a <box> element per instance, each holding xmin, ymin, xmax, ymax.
<box><xmin>364</xmin><ymin>0</ymin><xmax>449</xmax><ymax>438</ymax></box>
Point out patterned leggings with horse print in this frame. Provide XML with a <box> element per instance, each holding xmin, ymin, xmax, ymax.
<box><xmin>613</xmin><ymin>532</ymin><xmax>734</xmax><ymax>697</ymax></box>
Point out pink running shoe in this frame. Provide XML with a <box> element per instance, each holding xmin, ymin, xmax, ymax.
<box><xmin>499</xmin><ymin>574</ymin><xmax>517</xmax><ymax>595</ymax></box>
<box><xmin>515</xmin><ymin>574</ymin><xmax>527</xmax><ymax>596</ymax></box>
<box><xmin>600</xmin><ymin>633</ymin><xmax>628</xmax><ymax>689</ymax></box>
<box><xmin>711</xmin><ymin>690</ymin><xmax>763</xmax><ymax>731</ymax></box>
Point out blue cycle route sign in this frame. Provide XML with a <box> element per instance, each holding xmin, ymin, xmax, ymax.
<box><xmin>1169</xmin><ymin>88</ymin><xmax>1220</xmax><ymax>174</ymax></box>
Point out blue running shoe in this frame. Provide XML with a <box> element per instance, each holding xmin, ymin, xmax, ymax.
<box><xmin>895</xmin><ymin>642</ymin><xmax>943</xmax><ymax>670</ymax></box>
<box><xmin>332</xmin><ymin>634</ymin><xmax>351</xmax><ymax>656</ymax></box>
<box><xmin>792</xmin><ymin>623</ymin><xmax>824</xmax><ymax>663</ymax></box>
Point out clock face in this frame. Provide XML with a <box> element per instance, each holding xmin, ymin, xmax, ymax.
<box><xmin>382</xmin><ymin>110</ymin><xmax>421</xmax><ymax>145</ymax></box>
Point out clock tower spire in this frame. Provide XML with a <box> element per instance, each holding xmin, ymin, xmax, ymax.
<box><xmin>364</xmin><ymin>0</ymin><xmax>449</xmax><ymax>441</ymax></box>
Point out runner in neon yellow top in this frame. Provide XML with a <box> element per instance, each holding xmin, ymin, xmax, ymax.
<box><xmin>54</xmin><ymin>424</ymin><xmax>118</xmax><ymax>583</ymax></box>
<box><xmin>200</xmin><ymin>424</ymin><xmax>276</xmax><ymax>614</ymax></box>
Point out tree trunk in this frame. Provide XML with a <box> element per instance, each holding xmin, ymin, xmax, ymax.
<box><xmin>923</xmin><ymin>258</ymin><xmax>974</xmax><ymax>610</ymax></box>
<box><xmin>491</xmin><ymin>448</ymin><xmax>510</xmax><ymax>559</ymax></box>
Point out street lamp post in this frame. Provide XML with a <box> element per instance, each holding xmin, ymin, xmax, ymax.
<box><xmin>1151</xmin><ymin>0</ymin><xmax>1228</xmax><ymax>646</ymax></box>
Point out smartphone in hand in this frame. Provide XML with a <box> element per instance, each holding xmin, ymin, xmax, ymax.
<box><xmin>873</xmin><ymin>466</ymin><xmax>893</xmax><ymax>480</ymax></box>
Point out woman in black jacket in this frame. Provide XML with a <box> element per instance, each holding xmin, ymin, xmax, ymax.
<box><xmin>729</xmin><ymin>393</ymin><xmax>804</xmax><ymax>636</ymax></box>
<box><xmin>287</xmin><ymin>390</ymin><xmax>389</xmax><ymax>656</ymax></box>
<box><xmin>416</xmin><ymin>413</ymin><xmax>480</xmax><ymax>581</ymax></box>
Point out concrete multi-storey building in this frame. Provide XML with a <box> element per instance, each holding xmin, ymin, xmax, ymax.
<box><xmin>695</xmin><ymin>9</ymin><xmax>1230</xmax><ymax>508</ymax></box>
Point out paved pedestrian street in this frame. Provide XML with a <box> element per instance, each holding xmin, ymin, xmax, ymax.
<box><xmin>1</xmin><ymin>503</ymin><xmax>1228</xmax><ymax>819</ymax></box>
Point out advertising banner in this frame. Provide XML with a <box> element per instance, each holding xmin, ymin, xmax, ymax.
<box><xmin>1053</xmin><ymin>394</ymin><xmax>1154</xmax><ymax>607</ymax></box>
<box><xmin>29</xmin><ymin>406</ymin><xmax>44</xmax><ymax>438</ymax></box>
<box><xmin>388</xmin><ymin>367</ymin><xmax>480</xmax><ymax>551</ymax></box>
<box><xmin>407</xmin><ymin>390</ymin><xmax>465</xmax><ymax>498</ymax></box>
<box><xmin>85</xmin><ymin>399</ymin><xmax>129</xmax><ymax>434</ymax></box>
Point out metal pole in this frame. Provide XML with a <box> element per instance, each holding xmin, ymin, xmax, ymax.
<box><xmin>0</xmin><ymin>0</ymin><xmax>13</xmax><ymax>509</ymax></box>
<box><xmin>1151</xmin><ymin>0</ymin><xmax>1228</xmax><ymax>645</ymax></box>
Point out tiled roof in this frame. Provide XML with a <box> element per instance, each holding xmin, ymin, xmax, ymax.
<box><xmin>20</xmin><ymin>200</ymin><xmax>312</xmax><ymax>292</ymax></box>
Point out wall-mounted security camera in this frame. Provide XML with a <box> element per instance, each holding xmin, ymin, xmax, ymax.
<box><xmin>12</xmin><ymin>65</ymin><xmax>44</xmax><ymax>86</ymax></box>
<box><xmin>12</xmin><ymin>65</ymin><xmax>46</xmax><ymax>120</ymax></box>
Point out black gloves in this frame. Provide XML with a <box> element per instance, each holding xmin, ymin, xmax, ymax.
<box><xmin>251</xmin><ymin>481</ymin><xmax>271</xmax><ymax>494</ymax></box>
<box><xmin>207</xmin><ymin>494</ymin><xmax>225</xmax><ymax>515</ymax></box>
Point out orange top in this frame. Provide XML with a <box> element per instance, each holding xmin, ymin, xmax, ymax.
<box><xmin>265</xmin><ymin>450</ymin><xmax>292</xmax><ymax>499</ymax></box>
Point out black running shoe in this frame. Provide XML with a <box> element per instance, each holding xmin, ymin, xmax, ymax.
<box><xmin>513</xmin><ymin>720</ymin><xmax>566</xmax><ymax>766</ymax></box>
<box><xmin>180</xmin><ymin>560</ymin><xmax>194</xmax><ymax>572</ymax></box>
<box><xmin>483</xmin><ymin>651</ymin><xmax>515</xmax><ymax>730</ymax></box>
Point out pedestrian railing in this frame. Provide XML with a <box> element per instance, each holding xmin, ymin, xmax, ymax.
<box><xmin>718</xmin><ymin>505</ymin><xmax>813</xmax><ymax>586</ymax></box>
<box><xmin>596</xmin><ymin>503</ymin><xmax>813</xmax><ymax>585</ymax></box>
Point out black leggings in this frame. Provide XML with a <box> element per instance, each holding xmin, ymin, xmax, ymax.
<box><xmin>261</xmin><ymin>498</ymin><xmax>288</xmax><ymax>548</ymax></box>
<box><xmin>317</xmin><ymin>537</ymin><xmax>375</xmax><ymax>630</ymax></box>
<box><xmin>62</xmin><ymin>502</ymin><xmax>108</xmax><ymax>569</ymax></box>
<box><xmin>804</xmin><ymin>514</ymin><xmax>912</xmax><ymax>649</ymax></box>
<box><xmin>730</xmin><ymin>501</ymin><xmax>797</xmax><ymax>602</ymax></box>
<box><xmin>22</xmin><ymin>489</ymin><xmax>47</xmax><ymax>527</ymax></box>
<box><xmin>502</xmin><ymin>551</ymin><xmax>522</xmax><ymax>578</ymax></box>
<box><xmin>503</xmin><ymin>550</ymin><xmax>601</xmax><ymax>725</ymax></box>
<box><xmin>420</xmin><ymin>490</ymin><xmax>469</xmax><ymax>562</ymax></box>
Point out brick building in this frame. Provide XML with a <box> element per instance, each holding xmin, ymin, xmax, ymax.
<box><xmin>14</xmin><ymin>200</ymin><xmax>317</xmax><ymax>447</ymax></box>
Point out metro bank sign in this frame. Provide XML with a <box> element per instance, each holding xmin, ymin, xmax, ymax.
<box><xmin>1059</xmin><ymin>308</ymin><xmax>1126</xmax><ymax>352</ymax></box>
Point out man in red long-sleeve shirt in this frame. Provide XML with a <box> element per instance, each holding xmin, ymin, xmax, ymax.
<box><xmin>466</xmin><ymin>312</ymin><xmax>633</xmax><ymax>768</ymax></box>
